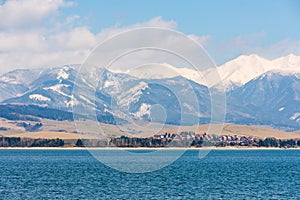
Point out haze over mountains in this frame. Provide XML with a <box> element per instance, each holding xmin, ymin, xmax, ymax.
<box><xmin>0</xmin><ymin>54</ymin><xmax>299</xmax><ymax>130</ymax></box>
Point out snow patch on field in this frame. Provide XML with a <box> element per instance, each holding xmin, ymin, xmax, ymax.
<box><xmin>79</xmin><ymin>95</ymin><xmax>94</xmax><ymax>106</ymax></box>
<box><xmin>44</xmin><ymin>84</ymin><xmax>71</xmax><ymax>98</ymax></box>
<box><xmin>57</xmin><ymin>68</ymin><xmax>69</xmax><ymax>80</ymax></box>
<box><xmin>290</xmin><ymin>113</ymin><xmax>300</xmax><ymax>120</ymax></box>
<box><xmin>0</xmin><ymin>76</ymin><xmax>17</xmax><ymax>84</ymax></box>
<box><xmin>29</xmin><ymin>94</ymin><xmax>51</xmax><ymax>102</ymax></box>
<box><xmin>134</xmin><ymin>103</ymin><xmax>151</xmax><ymax>118</ymax></box>
<box><xmin>117</xmin><ymin>81</ymin><xmax>148</xmax><ymax>106</ymax></box>
<box><xmin>64</xmin><ymin>96</ymin><xmax>79</xmax><ymax>107</ymax></box>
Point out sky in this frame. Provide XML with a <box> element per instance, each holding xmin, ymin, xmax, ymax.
<box><xmin>0</xmin><ymin>0</ymin><xmax>300</xmax><ymax>74</ymax></box>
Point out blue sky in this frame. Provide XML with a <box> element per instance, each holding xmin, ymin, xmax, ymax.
<box><xmin>0</xmin><ymin>0</ymin><xmax>299</xmax><ymax>73</ymax></box>
<box><xmin>64</xmin><ymin>0</ymin><xmax>300</xmax><ymax>41</ymax></box>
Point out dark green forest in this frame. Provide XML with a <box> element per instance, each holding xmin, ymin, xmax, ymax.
<box><xmin>0</xmin><ymin>137</ymin><xmax>64</xmax><ymax>147</ymax></box>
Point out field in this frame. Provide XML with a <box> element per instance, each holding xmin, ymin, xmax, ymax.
<box><xmin>1</xmin><ymin>118</ymin><xmax>299</xmax><ymax>140</ymax></box>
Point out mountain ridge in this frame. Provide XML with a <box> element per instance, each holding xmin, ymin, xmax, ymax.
<box><xmin>0</xmin><ymin>54</ymin><xmax>299</xmax><ymax>130</ymax></box>
<box><xmin>110</xmin><ymin>54</ymin><xmax>300</xmax><ymax>90</ymax></box>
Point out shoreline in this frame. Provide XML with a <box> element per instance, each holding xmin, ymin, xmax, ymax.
<box><xmin>0</xmin><ymin>146</ymin><xmax>299</xmax><ymax>150</ymax></box>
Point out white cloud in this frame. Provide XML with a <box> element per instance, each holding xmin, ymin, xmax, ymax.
<box><xmin>0</xmin><ymin>1</ymin><xmax>299</xmax><ymax>75</ymax></box>
<box><xmin>93</xmin><ymin>16</ymin><xmax>177</xmax><ymax>43</ymax></box>
<box><xmin>258</xmin><ymin>39</ymin><xmax>300</xmax><ymax>59</ymax></box>
<box><xmin>0</xmin><ymin>5</ymin><xmax>183</xmax><ymax>75</ymax></box>
<box><xmin>0</xmin><ymin>30</ymin><xmax>46</xmax><ymax>52</ymax></box>
<box><xmin>47</xmin><ymin>27</ymin><xmax>98</xmax><ymax>50</ymax></box>
<box><xmin>188</xmin><ymin>34</ymin><xmax>212</xmax><ymax>47</ymax></box>
<box><xmin>0</xmin><ymin>1</ymin><xmax>212</xmax><ymax>75</ymax></box>
<box><xmin>214</xmin><ymin>33</ymin><xmax>300</xmax><ymax>64</ymax></box>
<box><xmin>216</xmin><ymin>32</ymin><xmax>266</xmax><ymax>58</ymax></box>
<box><xmin>0</xmin><ymin>0</ymin><xmax>73</xmax><ymax>29</ymax></box>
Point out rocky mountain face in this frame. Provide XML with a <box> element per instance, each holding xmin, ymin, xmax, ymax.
<box><xmin>227</xmin><ymin>71</ymin><xmax>300</xmax><ymax>130</ymax></box>
<box><xmin>0</xmin><ymin>54</ymin><xmax>299</xmax><ymax>130</ymax></box>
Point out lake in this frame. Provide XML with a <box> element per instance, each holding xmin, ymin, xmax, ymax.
<box><xmin>0</xmin><ymin>149</ymin><xmax>299</xmax><ymax>199</ymax></box>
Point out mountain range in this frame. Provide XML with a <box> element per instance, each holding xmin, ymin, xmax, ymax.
<box><xmin>0</xmin><ymin>54</ymin><xmax>299</xmax><ymax>130</ymax></box>
<box><xmin>118</xmin><ymin>54</ymin><xmax>300</xmax><ymax>90</ymax></box>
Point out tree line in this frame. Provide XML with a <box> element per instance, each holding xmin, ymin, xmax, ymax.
<box><xmin>0</xmin><ymin>104</ymin><xmax>74</xmax><ymax>121</ymax></box>
<box><xmin>74</xmin><ymin>136</ymin><xmax>300</xmax><ymax>148</ymax></box>
<box><xmin>257</xmin><ymin>137</ymin><xmax>300</xmax><ymax>148</ymax></box>
<box><xmin>0</xmin><ymin>137</ymin><xmax>64</xmax><ymax>147</ymax></box>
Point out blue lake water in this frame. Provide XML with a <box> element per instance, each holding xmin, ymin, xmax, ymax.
<box><xmin>0</xmin><ymin>149</ymin><xmax>299</xmax><ymax>199</ymax></box>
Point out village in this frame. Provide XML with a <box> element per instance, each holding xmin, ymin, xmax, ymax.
<box><xmin>106</xmin><ymin>131</ymin><xmax>300</xmax><ymax>148</ymax></box>
<box><xmin>1</xmin><ymin>131</ymin><xmax>299</xmax><ymax>148</ymax></box>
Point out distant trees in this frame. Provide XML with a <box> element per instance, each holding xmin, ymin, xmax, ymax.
<box><xmin>0</xmin><ymin>137</ymin><xmax>64</xmax><ymax>147</ymax></box>
<box><xmin>258</xmin><ymin>138</ymin><xmax>297</xmax><ymax>148</ymax></box>
<box><xmin>105</xmin><ymin>134</ymin><xmax>300</xmax><ymax>148</ymax></box>
<box><xmin>278</xmin><ymin>139</ymin><xmax>297</xmax><ymax>148</ymax></box>
<box><xmin>0</xmin><ymin>104</ymin><xmax>74</xmax><ymax>121</ymax></box>
<box><xmin>0</xmin><ymin>104</ymin><xmax>119</xmax><ymax>125</ymax></box>
<box><xmin>262</xmin><ymin>137</ymin><xmax>279</xmax><ymax>147</ymax></box>
<box><xmin>0</xmin><ymin>135</ymin><xmax>299</xmax><ymax>148</ymax></box>
<box><xmin>75</xmin><ymin>139</ymin><xmax>84</xmax><ymax>147</ymax></box>
<box><xmin>31</xmin><ymin>138</ymin><xmax>64</xmax><ymax>147</ymax></box>
<box><xmin>75</xmin><ymin>139</ymin><xmax>110</xmax><ymax>147</ymax></box>
<box><xmin>16</xmin><ymin>122</ymin><xmax>43</xmax><ymax>132</ymax></box>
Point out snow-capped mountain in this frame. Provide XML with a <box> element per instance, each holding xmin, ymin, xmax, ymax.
<box><xmin>0</xmin><ymin>66</ymin><xmax>212</xmax><ymax>125</ymax></box>
<box><xmin>0</xmin><ymin>68</ymin><xmax>44</xmax><ymax>86</ymax></box>
<box><xmin>88</xmin><ymin>69</ymin><xmax>211</xmax><ymax>125</ymax></box>
<box><xmin>0</xmin><ymin>54</ymin><xmax>300</xmax><ymax>129</ymax></box>
<box><xmin>116</xmin><ymin>54</ymin><xmax>300</xmax><ymax>91</ymax></box>
<box><xmin>0</xmin><ymin>69</ymin><xmax>43</xmax><ymax>101</ymax></box>
<box><xmin>215</xmin><ymin>54</ymin><xmax>300</xmax><ymax>89</ymax></box>
<box><xmin>4</xmin><ymin>66</ymin><xmax>77</xmax><ymax>109</ymax></box>
<box><xmin>273</xmin><ymin>54</ymin><xmax>300</xmax><ymax>69</ymax></box>
<box><xmin>120</xmin><ymin>63</ymin><xmax>206</xmax><ymax>86</ymax></box>
<box><xmin>227</xmin><ymin>70</ymin><xmax>300</xmax><ymax>129</ymax></box>
<box><xmin>214</xmin><ymin>54</ymin><xmax>273</xmax><ymax>89</ymax></box>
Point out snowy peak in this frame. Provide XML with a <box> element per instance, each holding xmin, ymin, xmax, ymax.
<box><xmin>0</xmin><ymin>68</ymin><xmax>43</xmax><ymax>86</ymax></box>
<box><xmin>216</xmin><ymin>54</ymin><xmax>300</xmax><ymax>89</ymax></box>
<box><xmin>117</xmin><ymin>63</ymin><xmax>206</xmax><ymax>85</ymax></box>
<box><xmin>123</xmin><ymin>63</ymin><xmax>179</xmax><ymax>79</ymax></box>
<box><xmin>231</xmin><ymin>54</ymin><xmax>270</xmax><ymax>66</ymax></box>
<box><xmin>273</xmin><ymin>54</ymin><xmax>300</xmax><ymax>68</ymax></box>
<box><xmin>216</xmin><ymin>54</ymin><xmax>272</xmax><ymax>88</ymax></box>
<box><xmin>106</xmin><ymin>54</ymin><xmax>300</xmax><ymax>90</ymax></box>
<box><xmin>110</xmin><ymin>54</ymin><xmax>300</xmax><ymax>90</ymax></box>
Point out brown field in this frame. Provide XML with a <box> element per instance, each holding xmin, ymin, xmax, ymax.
<box><xmin>7</xmin><ymin>131</ymin><xmax>98</xmax><ymax>140</ymax></box>
<box><xmin>4</xmin><ymin>124</ymin><xmax>300</xmax><ymax>140</ymax></box>
<box><xmin>1</xmin><ymin>117</ymin><xmax>299</xmax><ymax>140</ymax></box>
<box><xmin>198</xmin><ymin>124</ymin><xmax>300</xmax><ymax>139</ymax></box>
<box><xmin>135</xmin><ymin>123</ymin><xmax>300</xmax><ymax>139</ymax></box>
